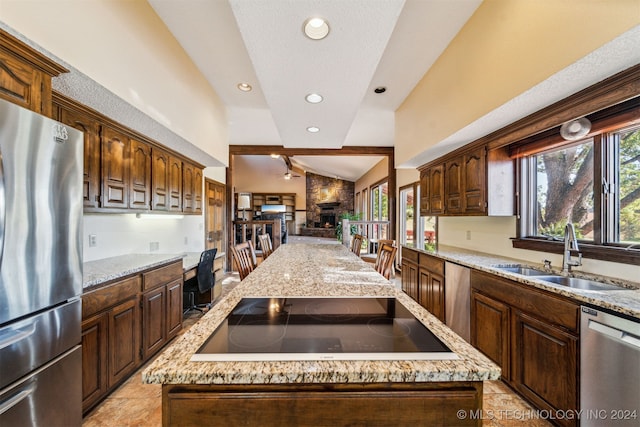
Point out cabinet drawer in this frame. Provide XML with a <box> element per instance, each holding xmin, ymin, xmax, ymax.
<box><xmin>82</xmin><ymin>276</ymin><xmax>140</xmax><ymax>319</ymax></box>
<box><xmin>402</xmin><ymin>247</ymin><xmax>419</xmax><ymax>263</ymax></box>
<box><xmin>471</xmin><ymin>271</ymin><xmax>579</xmax><ymax>333</ymax></box>
<box><xmin>143</xmin><ymin>261</ymin><xmax>182</xmax><ymax>291</ymax></box>
<box><xmin>419</xmin><ymin>253</ymin><xmax>444</xmax><ymax>276</ymax></box>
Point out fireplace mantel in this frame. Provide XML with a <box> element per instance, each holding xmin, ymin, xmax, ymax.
<box><xmin>317</xmin><ymin>202</ymin><xmax>341</xmax><ymax>209</ymax></box>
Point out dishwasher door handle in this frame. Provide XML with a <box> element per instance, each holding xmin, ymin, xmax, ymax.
<box><xmin>588</xmin><ymin>319</ymin><xmax>640</xmax><ymax>349</ymax></box>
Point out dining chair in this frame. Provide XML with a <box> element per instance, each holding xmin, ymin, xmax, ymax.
<box><xmin>231</xmin><ymin>242</ymin><xmax>256</xmax><ymax>280</ymax></box>
<box><xmin>258</xmin><ymin>233</ymin><xmax>274</xmax><ymax>260</ymax></box>
<box><xmin>350</xmin><ymin>234</ymin><xmax>364</xmax><ymax>256</ymax></box>
<box><xmin>375</xmin><ymin>242</ymin><xmax>397</xmax><ymax>280</ymax></box>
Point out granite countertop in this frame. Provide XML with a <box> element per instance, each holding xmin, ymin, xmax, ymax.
<box><xmin>407</xmin><ymin>245</ymin><xmax>640</xmax><ymax>319</ymax></box>
<box><xmin>83</xmin><ymin>253</ymin><xmax>183</xmax><ymax>290</ymax></box>
<box><xmin>142</xmin><ymin>243</ymin><xmax>500</xmax><ymax>386</ymax></box>
<box><xmin>182</xmin><ymin>250</ymin><xmax>226</xmax><ymax>271</ymax></box>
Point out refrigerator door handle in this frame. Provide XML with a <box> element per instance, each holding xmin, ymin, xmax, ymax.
<box><xmin>0</xmin><ymin>148</ymin><xmax>5</xmax><ymax>265</ymax></box>
<box><xmin>0</xmin><ymin>383</ymin><xmax>35</xmax><ymax>416</ymax></box>
<box><xmin>0</xmin><ymin>323</ymin><xmax>37</xmax><ymax>351</ymax></box>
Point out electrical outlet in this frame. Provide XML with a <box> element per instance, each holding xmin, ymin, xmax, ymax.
<box><xmin>89</xmin><ymin>234</ymin><xmax>97</xmax><ymax>247</ymax></box>
<box><xmin>150</xmin><ymin>242</ymin><xmax>159</xmax><ymax>252</ymax></box>
<box><xmin>184</xmin><ymin>236</ymin><xmax>188</xmax><ymax>245</ymax></box>
<box><xmin>466</xmin><ymin>230</ymin><xmax>471</xmax><ymax>240</ymax></box>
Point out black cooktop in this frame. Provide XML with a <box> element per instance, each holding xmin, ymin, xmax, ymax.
<box><xmin>191</xmin><ymin>297</ymin><xmax>458</xmax><ymax>361</ymax></box>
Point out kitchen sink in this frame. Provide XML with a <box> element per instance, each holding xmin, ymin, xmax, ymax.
<box><xmin>493</xmin><ymin>265</ymin><xmax>550</xmax><ymax>276</ymax></box>
<box><xmin>536</xmin><ymin>276</ymin><xmax>628</xmax><ymax>291</ymax></box>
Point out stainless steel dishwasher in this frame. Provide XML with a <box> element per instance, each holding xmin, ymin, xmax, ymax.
<box><xmin>580</xmin><ymin>306</ymin><xmax>640</xmax><ymax>426</ymax></box>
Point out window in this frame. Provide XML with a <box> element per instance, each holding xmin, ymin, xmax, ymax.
<box><xmin>400</xmin><ymin>185</ymin><xmax>415</xmax><ymax>247</ymax></box>
<box><xmin>400</xmin><ymin>182</ymin><xmax>437</xmax><ymax>251</ymax></box>
<box><xmin>370</xmin><ymin>180</ymin><xmax>389</xmax><ymax>240</ymax></box>
<box><xmin>515</xmin><ymin>107</ymin><xmax>640</xmax><ymax>264</ymax></box>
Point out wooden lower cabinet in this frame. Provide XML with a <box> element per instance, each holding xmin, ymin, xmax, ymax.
<box><xmin>108</xmin><ymin>298</ymin><xmax>140</xmax><ymax>388</ymax></box>
<box><xmin>162</xmin><ymin>382</ymin><xmax>484</xmax><ymax>427</ymax></box>
<box><xmin>400</xmin><ymin>254</ymin><xmax>418</xmax><ymax>300</ymax></box>
<box><xmin>470</xmin><ymin>291</ymin><xmax>510</xmax><ymax>381</ymax></box>
<box><xmin>512</xmin><ymin>311</ymin><xmax>578</xmax><ymax>427</ymax></box>
<box><xmin>81</xmin><ymin>261</ymin><xmax>183</xmax><ymax>414</ymax></box>
<box><xmin>470</xmin><ymin>270</ymin><xmax>579</xmax><ymax>427</ymax></box>
<box><xmin>401</xmin><ymin>247</ymin><xmax>445</xmax><ymax>323</ymax></box>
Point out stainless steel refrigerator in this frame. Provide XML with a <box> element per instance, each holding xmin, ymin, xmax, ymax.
<box><xmin>0</xmin><ymin>98</ymin><xmax>83</xmax><ymax>426</ymax></box>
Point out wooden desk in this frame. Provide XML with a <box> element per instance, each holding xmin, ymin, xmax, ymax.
<box><xmin>182</xmin><ymin>252</ymin><xmax>225</xmax><ymax>306</ymax></box>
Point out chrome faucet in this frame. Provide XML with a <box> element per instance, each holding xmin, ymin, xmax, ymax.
<box><xmin>562</xmin><ymin>223</ymin><xmax>582</xmax><ymax>273</ymax></box>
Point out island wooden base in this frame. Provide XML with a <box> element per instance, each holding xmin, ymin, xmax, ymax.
<box><xmin>162</xmin><ymin>381</ymin><xmax>483</xmax><ymax>426</ymax></box>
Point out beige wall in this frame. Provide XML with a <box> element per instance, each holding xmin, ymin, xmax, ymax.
<box><xmin>355</xmin><ymin>158</ymin><xmax>389</xmax><ymax>204</ymax></box>
<box><xmin>2</xmin><ymin>0</ymin><xmax>228</xmax><ymax>165</ymax></box>
<box><xmin>396</xmin><ymin>0</ymin><xmax>640</xmax><ymax>166</ymax></box>
<box><xmin>233</xmin><ymin>156</ymin><xmax>306</xmax><ymax>210</ymax></box>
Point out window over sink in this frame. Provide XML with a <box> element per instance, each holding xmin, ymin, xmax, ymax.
<box><xmin>513</xmin><ymin>99</ymin><xmax>640</xmax><ymax>264</ymax></box>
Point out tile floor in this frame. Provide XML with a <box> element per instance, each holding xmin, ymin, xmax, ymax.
<box><xmin>83</xmin><ymin>251</ymin><xmax>553</xmax><ymax>427</ymax></box>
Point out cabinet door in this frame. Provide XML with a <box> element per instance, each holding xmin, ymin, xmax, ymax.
<box><xmin>141</xmin><ymin>286</ymin><xmax>167</xmax><ymax>361</ymax></box>
<box><xmin>0</xmin><ymin>46</ymin><xmax>55</xmax><ymax>116</ymax></box>
<box><xmin>429</xmin><ymin>165</ymin><xmax>445</xmax><ymax>215</ymax></box>
<box><xmin>81</xmin><ymin>312</ymin><xmax>108</xmax><ymax>413</ymax></box>
<box><xmin>166</xmin><ymin>279</ymin><xmax>183</xmax><ymax>339</ymax></box>
<box><xmin>108</xmin><ymin>298</ymin><xmax>139</xmax><ymax>388</ymax></box>
<box><xmin>470</xmin><ymin>291</ymin><xmax>510</xmax><ymax>380</ymax></box>
<box><xmin>419</xmin><ymin>170</ymin><xmax>430</xmax><ymax>215</ymax></box>
<box><xmin>445</xmin><ymin>157</ymin><xmax>462</xmax><ymax>214</ymax></box>
<box><xmin>182</xmin><ymin>162</ymin><xmax>196</xmax><ymax>212</ymax></box>
<box><xmin>462</xmin><ymin>148</ymin><xmax>486</xmax><ymax>213</ymax></box>
<box><xmin>129</xmin><ymin>138</ymin><xmax>152</xmax><ymax>209</ymax></box>
<box><xmin>512</xmin><ymin>311</ymin><xmax>578</xmax><ymax>427</ymax></box>
<box><xmin>401</xmin><ymin>260</ymin><xmax>418</xmax><ymax>301</ymax></box>
<box><xmin>58</xmin><ymin>106</ymin><xmax>102</xmax><ymax>209</ymax></box>
<box><xmin>151</xmin><ymin>148</ymin><xmax>169</xmax><ymax>210</ymax></box>
<box><xmin>101</xmin><ymin>126</ymin><xmax>129</xmax><ymax>209</ymax></box>
<box><xmin>193</xmin><ymin>167</ymin><xmax>203</xmax><ymax>214</ymax></box>
<box><xmin>430</xmin><ymin>273</ymin><xmax>445</xmax><ymax>323</ymax></box>
<box><xmin>168</xmin><ymin>156</ymin><xmax>182</xmax><ymax>211</ymax></box>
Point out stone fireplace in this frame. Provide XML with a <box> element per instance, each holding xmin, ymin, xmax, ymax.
<box><xmin>304</xmin><ymin>172</ymin><xmax>354</xmax><ymax>236</ymax></box>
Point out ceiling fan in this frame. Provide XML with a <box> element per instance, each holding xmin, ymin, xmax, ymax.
<box><xmin>284</xmin><ymin>166</ymin><xmax>301</xmax><ymax>180</ymax></box>
<box><xmin>282</xmin><ymin>155</ymin><xmax>301</xmax><ymax>180</ymax></box>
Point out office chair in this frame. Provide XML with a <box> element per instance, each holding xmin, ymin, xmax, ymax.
<box><xmin>183</xmin><ymin>248</ymin><xmax>217</xmax><ymax>315</ymax></box>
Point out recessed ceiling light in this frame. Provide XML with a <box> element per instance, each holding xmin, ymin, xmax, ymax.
<box><xmin>374</xmin><ymin>87</ymin><xmax>386</xmax><ymax>94</ymax></box>
<box><xmin>237</xmin><ymin>82</ymin><xmax>252</xmax><ymax>92</ymax></box>
<box><xmin>305</xmin><ymin>93</ymin><xmax>323</xmax><ymax>104</ymax></box>
<box><xmin>306</xmin><ymin>126</ymin><xmax>320</xmax><ymax>133</ymax></box>
<box><xmin>303</xmin><ymin>17</ymin><xmax>329</xmax><ymax>40</ymax></box>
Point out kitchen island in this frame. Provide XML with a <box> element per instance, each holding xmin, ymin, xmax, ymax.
<box><xmin>143</xmin><ymin>243</ymin><xmax>500</xmax><ymax>426</ymax></box>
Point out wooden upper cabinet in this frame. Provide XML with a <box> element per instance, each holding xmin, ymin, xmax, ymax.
<box><xmin>182</xmin><ymin>162</ymin><xmax>195</xmax><ymax>212</ymax></box>
<box><xmin>0</xmin><ymin>29</ymin><xmax>67</xmax><ymax>116</ymax></box>
<box><xmin>418</xmin><ymin>145</ymin><xmax>512</xmax><ymax>216</ymax></box>
<box><xmin>193</xmin><ymin>168</ymin><xmax>203</xmax><ymax>214</ymax></box>
<box><xmin>168</xmin><ymin>156</ymin><xmax>182</xmax><ymax>212</ymax></box>
<box><xmin>419</xmin><ymin>170</ymin><xmax>430</xmax><ymax>216</ymax></box>
<box><xmin>101</xmin><ymin>126</ymin><xmax>129</xmax><ymax>209</ymax></box>
<box><xmin>462</xmin><ymin>148</ymin><xmax>486</xmax><ymax>213</ymax></box>
<box><xmin>129</xmin><ymin>139</ymin><xmax>152</xmax><ymax>209</ymax></box>
<box><xmin>151</xmin><ymin>148</ymin><xmax>170</xmax><ymax>211</ymax></box>
<box><xmin>427</xmin><ymin>164</ymin><xmax>444</xmax><ymax>215</ymax></box>
<box><xmin>444</xmin><ymin>158</ymin><xmax>462</xmax><ymax>214</ymax></box>
<box><xmin>57</xmin><ymin>104</ymin><xmax>101</xmax><ymax>208</ymax></box>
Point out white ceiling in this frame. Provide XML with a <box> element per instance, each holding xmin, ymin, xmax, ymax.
<box><xmin>147</xmin><ymin>0</ymin><xmax>481</xmax><ymax>181</ymax></box>
<box><xmin>148</xmin><ymin>1</ymin><xmax>640</xmax><ymax>181</ymax></box>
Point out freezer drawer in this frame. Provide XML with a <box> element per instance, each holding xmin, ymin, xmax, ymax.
<box><xmin>0</xmin><ymin>299</ymin><xmax>80</xmax><ymax>389</ymax></box>
<box><xmin>0</xmin><ymin>345</ymin><xmax>81</xmax><ymax>427</ymax></box>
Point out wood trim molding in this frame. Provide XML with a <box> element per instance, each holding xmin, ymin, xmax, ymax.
<box><xmin>229</xmin><ymin>145</ymin><xmax>394</xmax><ymax>156</ymax></box>
<box><xmin>0</xmin><ymin>29</ymin><xmax>68</xmax><ymax>76</ymax></box>
<box><xmin>511</xmin><ymin>238</ymin><xmax>640</xmax><ymax>265</ymax></box>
